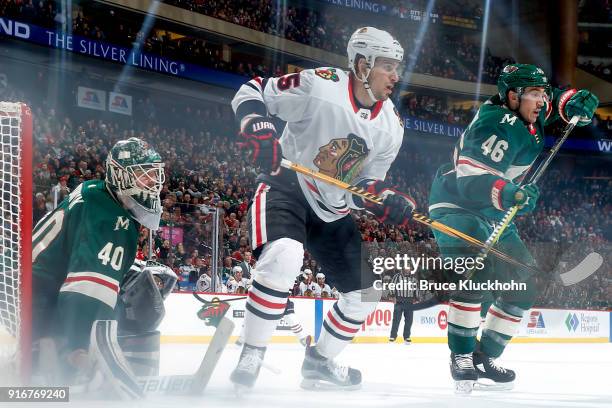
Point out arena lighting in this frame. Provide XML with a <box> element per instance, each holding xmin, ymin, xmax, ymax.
<box><xmin>268</xmin><ymin>0</ymin><xmax>289</xmax><ymax>70</ymax></box>
<box><xmin>475</xmin><ymin>0</ymin><xmax>491</xmax><ymax>101</ymax></box>
<box><xmin>115</xmin><ymin>0</ymin><xmax>160</xmax><ymax>91</ymax></box>
<box><xmin>399</xmin><ymin>0</ymin><xmax>437</xmax><ymax>92</ymax></box>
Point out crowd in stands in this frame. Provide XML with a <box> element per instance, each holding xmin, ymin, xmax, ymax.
<box><xmin>578</xmin><ymin>0</ymin><xmax>612</xmax><ymax>24</ymax></box>
<box><xmin>162</xmin><ymin>0</ymin><xmax>510</xmax><ymax>84</ymax></box>
<box><xmin>577</xmin><ymin>60</ymin><xmax>612</xmax><ymax>83</ymax></box>
<box><xmin>1</xmin><ymin>0</ymin><xmax>512</xmax><ymax>84</ymax></box>
<box><xmin>5</xmin><ymin>61</ymin><xmax>608</xmax><ymax>311</ymax></box>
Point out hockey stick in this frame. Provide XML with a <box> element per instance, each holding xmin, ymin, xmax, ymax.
<box><xmin>474</xmin><ymin>116</ymin><xmax>580</xmax><ymax>258</ymax></box>
<box><xmin>280</xmin><ymin>159</ymin><xmax>540</xmax><ymax>274</ymax></box>
<box><xmin>466</xmin><ymin>115</ymin><xmax>603</xmax><ymax>285</ymax></box>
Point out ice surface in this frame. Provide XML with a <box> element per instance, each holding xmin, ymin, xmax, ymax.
<box><xmin>155</xmin><ymin>342</ymin><xmax>612</xmax><ymax>408</ymax></box>
<box><xmin>21</xmin><ymin>342</ymin><xmax>611</xmax><ymax>407</ymax></box>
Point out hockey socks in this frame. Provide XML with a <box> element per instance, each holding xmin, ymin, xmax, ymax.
<box><xmin>243</xmin><ymin>280</ymin><xmax>289</xmax><ymax>347</ymax></box>
<box><xmin>447</xmin><ymin>300</ymin><xmax>482</xmax><ymax>354</ymax></box>
<box><xmin>480</xmin><ymin>302</ymin><xmax>525</xmax><ymax>357</ymax></box>
<box><xmin>317</xmin><ymin>302</ymin><xmax>364</xmax><ymax>358</ymax></box>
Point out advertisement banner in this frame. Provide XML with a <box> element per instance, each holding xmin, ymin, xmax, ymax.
<box><xmin>108</xmin><ymin>91</ymin><xmax>132</xmax><ymax>116</ymax></box>
<box><xmin>77</xmin><ymin>86</ymin><xmax>105</xmax><ymax>111</ymax></box>
<box><xmin>517</xmin><ymin>308</ymin><xmax>610</xmax><ymax>339</ymax></box>
<box><xmin>401</xmin><ymin>115</ymin><xmax>611</xmax><ymax>154</ymax></box>
<box><xmin>159</xmin><ymin>295</ymin><xmax>611</xmax><ymax>344</ymax></box>
<box><xmin>0</xmin><ymin>18</ymin><xmax>246</xmax><ymax>90</ymax></box>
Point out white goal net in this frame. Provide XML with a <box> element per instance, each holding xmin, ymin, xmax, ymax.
<box><xmin>0</xmin><ymin>102</ymin><xmax>33</xmax><ymax>385</ymax></box>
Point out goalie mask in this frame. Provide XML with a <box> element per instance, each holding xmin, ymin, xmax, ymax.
<box><xmin>106</xmin><ymin>137</ymin><xmax>165</xmax><ymax>230</ymax></box>
<box><xmin>347</xmin><ymin>27</ymin><xmax>404</xmax><ymax>102</ymax></box>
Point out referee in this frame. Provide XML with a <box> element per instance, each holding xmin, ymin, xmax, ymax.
<box><xmin>389</xmin><ymin>267</ymin><xmax>417</xmax><ymax>344</ymax></box>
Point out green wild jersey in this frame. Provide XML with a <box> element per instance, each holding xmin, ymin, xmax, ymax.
<box><xmin>32</xmin><ymin>180</ymin><xmax>139</xmax><ymax>352</ymax></box>
<box><xmin>429</xmin><ymin>89</ymin><xmax>567</xmax><ymax>222</ymax></box>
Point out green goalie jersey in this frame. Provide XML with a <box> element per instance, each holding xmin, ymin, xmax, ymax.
<box><xmin>32</xmin><ymin>180</ymin><xmax>139</xmax><ymax>353</ymax></box>
<box><xmin>429</xmin><ymin>90</ymin><xmax>567</xmax><ymax>222</ymax></box>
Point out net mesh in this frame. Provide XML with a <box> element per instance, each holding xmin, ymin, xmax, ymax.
<box><xmin>0</xmin><ymin>102</ymin><xmax>25</xmax><ymax>380</ymax></box>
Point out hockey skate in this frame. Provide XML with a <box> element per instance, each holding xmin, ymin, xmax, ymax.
<box><xmin>450</xmin><ymin>352</ymin><xmax>478</xmax><ymax>394</ymax></box>
<box><xmin>301</xmin><ymin>340</ymin><xmax>361</xmax><ymax>390</ymax></box>
<box><xmin>473</xmin><ymin>350</ymin><xmax>515</xmax><ymax>391</ymax></box>
<box><xmin>230</xmin><ymin>344</ymin><xmax>266</xmax><ymax>390</ymax></box>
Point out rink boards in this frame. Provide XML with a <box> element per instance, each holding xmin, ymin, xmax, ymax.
<box><xmin>159</xmin><ymin>293</ymin><xmax>611</xmax><ymax>344</ymax></box>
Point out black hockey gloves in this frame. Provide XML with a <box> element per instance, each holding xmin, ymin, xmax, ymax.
<box><xmin>360</xmin><ymin>180</ymin><xmax>416</xmax><ymax>226</ymax></box>
<box><xmin>238</xmin><ymin>116</ymin><xmax>283</xmax><ymax>173</ymax></box>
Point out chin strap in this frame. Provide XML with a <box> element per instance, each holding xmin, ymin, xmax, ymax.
<box><xmin>354</xmin><ymin>67</ymin><xmax>379</xmax><ymax>103</ymax></box>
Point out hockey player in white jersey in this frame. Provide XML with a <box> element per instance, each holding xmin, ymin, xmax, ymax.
<box><xmin>230</xmin><ymin>27</ymin><xmax>416</xmax><ymax>390</ymax></box>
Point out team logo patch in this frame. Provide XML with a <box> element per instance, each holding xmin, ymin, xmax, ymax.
<box><xmin>503</xmin><ymin>65</ymin><xmax>519</xmax><ymax>74</ymax></box>
<box><xmin>393</xmin><ymin>107</ymin><xmax>404</xmax><ymax>127</ymax></box>
<box><xmin>315</xmin><ymin>68</ymin><xmax>340</xmax><ymax>82</ymax></box>
<box><xmin>193</xmin><ymin>294</ymin><xmax>245</xmax><ymax>327</ymax></box>
<box><xmin>313</xmin><ymin>133</ymin><xmax>369</xmax><ymax>182</ymax></box>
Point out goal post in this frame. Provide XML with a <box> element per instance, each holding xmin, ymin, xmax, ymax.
<box><xmin>0</xmin><ymin>102</ymin><xmax>33</xmax><ymax>385</ymax></box>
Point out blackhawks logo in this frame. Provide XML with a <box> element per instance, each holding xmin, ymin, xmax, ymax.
<box><xmin>313</xmin><ymin>133</ymin><xmax>369</xmax><ymax>182</ymax></box>
<box><xmin>315</xmin><ymin>68</ymin><xmax>340</xmax><ymax>82</ymax></box>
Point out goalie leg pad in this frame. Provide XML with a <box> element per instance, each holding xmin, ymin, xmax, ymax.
<box><xmin>118</xmin><ymin>331</ymin><xmax>161</xmax><ymax>377</ymax></box>
<box><xmin>90</xmin><ymin>320</ymin><xmax>144</xmax><ymax>400</ymax></box>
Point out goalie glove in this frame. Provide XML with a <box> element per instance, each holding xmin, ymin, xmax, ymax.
<box><xmin>238</xmin><ymin>116</ymin><xmax>283</xmax><ymax>173</ymax></box>
<box><xmin>353</xmin><ymin>180</ymin><xmax>416</xmax><ymax>226</ymax></box>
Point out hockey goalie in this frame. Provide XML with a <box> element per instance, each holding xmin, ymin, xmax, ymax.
<box><xmin>30</xmin><ymin>138</ymin><xmax>177</xmax><ymax>398</ymax></box>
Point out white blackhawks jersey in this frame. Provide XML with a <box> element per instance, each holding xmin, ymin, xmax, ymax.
<box><xmin>231</xmin><ymin>68</ymin><xmax>405</xmax><ymax>222</ymax></box>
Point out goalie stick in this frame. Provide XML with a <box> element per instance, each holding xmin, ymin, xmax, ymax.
<box><xmin>465</xmin><ymin>116</ymin><xmax>603</xmax><ymax>286</ymax></box>
<box><xmin>72</xmin><ymin>297</ymin><xmax>236</xmax><ymax>397</ymax></box>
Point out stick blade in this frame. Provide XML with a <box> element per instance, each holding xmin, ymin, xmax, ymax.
<box><xmin>189</xmin><ymin>317</ymin><xmax>235</xmax><ymax>395</ymax></box>
<box><xmin>559</xmin><ymin>252</ymin><xmax>603</xmax><ymax>286</ymax></box>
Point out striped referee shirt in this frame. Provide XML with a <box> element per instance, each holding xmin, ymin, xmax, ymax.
<box><xmin>390</xmin><ymin>272</ymin><xmax>417</xmax><ymax>301</ymax></box>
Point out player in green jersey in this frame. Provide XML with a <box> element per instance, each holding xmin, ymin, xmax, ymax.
<box><xmin>31</xmin><ymin>137</ymin><xmax>165</xmax><ymax>395</ymax></box>
<box><xmin>428</xmin><ymin>64</ymin><xmax>598</xmax><ymax>393</ymax></box>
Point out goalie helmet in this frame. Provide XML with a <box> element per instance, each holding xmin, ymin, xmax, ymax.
<box><xmin>106</xmin><ymin>137</ymin><xmax>165</xmax><ymax>230</ymax></box>
<box><xmin>497</xmin><ymin>63</ymin><xmax>551</xmax><ymax>103</ymax></box>
<box><xmin>347</xmin><ymin>27</ymin><xmax>404</xmax><ymax>101</ymax></box>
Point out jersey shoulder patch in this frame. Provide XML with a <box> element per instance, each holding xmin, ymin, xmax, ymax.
<box><xmin>314</xmin><ymin>67</ymin><xmax>341</xmax><ymax>82</ymax></box>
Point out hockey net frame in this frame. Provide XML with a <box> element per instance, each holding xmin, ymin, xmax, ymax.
<box><xmin>0</xmin><ymin>102</ymin><xmax>33</xmax><ymax>385</ymax></box>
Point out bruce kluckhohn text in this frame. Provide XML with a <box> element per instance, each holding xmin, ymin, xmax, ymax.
<box><xmin>373</xmin><ymin>279</ymin><xmax>528</xmax><ymax>292</ymax></box>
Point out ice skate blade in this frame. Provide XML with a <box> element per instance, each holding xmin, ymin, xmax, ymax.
<box><xmin>474</xmin><ymin>380</ymin><xmax>514</xmax><ymax>391</ymax></box>
<box><xmin>232</xmin><ymin>382</ymin><xmax>253</xmax><ymax>397</ymax></box>
<box><xmin>300</xmin><ymin>378</ymin><xmax>361</xmax><ymax>391</ymax></box>
<box><xmin>454</xmin><ymin>380</ymin><xmax>475</xmax><ymax>394</ymax></box>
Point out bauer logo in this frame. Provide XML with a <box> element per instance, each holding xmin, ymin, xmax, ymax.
<box><xmin>437</xmin><ymin>310</ymin><xmax>448</xmax><ymax>330</ymax></box>
<box><xmin>565</xmin><ymin>313</ymin><xmax>579</xmax><ymax>332</ymax></box>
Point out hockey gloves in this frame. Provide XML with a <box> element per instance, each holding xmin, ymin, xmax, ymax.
<box><xmin>562</xmin><ymin>89</ymin><xmax>599</xmax><ymax>126</ymax></box>
<box><xmin>361</xmin><ymin>180</ymin><xmax>416</xmax><ymax>226</ymax></box>
<box><xmin>238</xmin><ymin>116</ymin><xmax>283</xmax><ymax>173</ymax></box>
<box><xmin>500</xmin><ymin>182</ymin><xmax>540</xmax><ymax>215</ymax></box>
